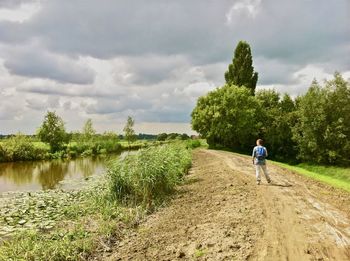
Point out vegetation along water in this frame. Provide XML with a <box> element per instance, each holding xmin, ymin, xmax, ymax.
<box><xmin>0</xmin><ymin>142</ymin><xmax>194</xmax><ymax>260</ymax></box>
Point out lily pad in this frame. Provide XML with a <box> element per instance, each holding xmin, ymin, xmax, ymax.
<box><xmin>18</xmin><ymin>219</ymin><xmax>27</xmax><ymax>225</ymax></box>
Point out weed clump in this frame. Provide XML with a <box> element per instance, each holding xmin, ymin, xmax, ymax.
<box><xmin>107</xmin><ymin>143</ymin><xmax>192</xmax><ymax>207</ymax></box>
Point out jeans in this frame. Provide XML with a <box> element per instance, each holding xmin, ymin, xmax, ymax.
<box><xmin>255</xmin><ymin>164</ymin><xmax>271</xmax><ymax>182</ymax></box>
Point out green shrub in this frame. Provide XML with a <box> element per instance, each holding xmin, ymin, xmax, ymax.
<box><xmin>81</xmin><ymin>149</ymin><xmax>93</xmax><ymax>157</ymax></box>
<box><xmin>50</xmin><ymin>150</ymin><xmax>65</xmax><ymax>159</ymax></box>
<box><xmin>75</xmin><ymin>143</ymin><xmax>91</xmax><ymax>154</ymax></box>
<box><xmin>107</xmin><ymin>143</ymin><xmax>192</xmax><ymax>207</ymax></box>
<box><xmin>99</xmin><ymin>148</ymin><xmax>107</xmax><ymax>154</ymax></box>
<box><xmin>0</xmin><ymin>134</ymin><xmax>50</xmax><ymax>162</ymax></box>
<box><xmin>33</xmin><ymin>146</ymin><xmax>50</xmax><ymax>160</ymax></box>
<box><xmin>67</xmin><ymin>149</ymin><xmax>78</xmax><ymax>158</ymax></box>
<box><xmin>71</xmin><ymin>140</ymin><xmax>122</xmax><ymax>156</ymax></box>
<box><xmin>0</xmin><ymin>144</ymin><xmax>5</xmax><ymax>162</ymax></box>
<box><xmin>187</xmin><ymin>139</ymin><xmax>201</xmax><ymax>149</ymax></box>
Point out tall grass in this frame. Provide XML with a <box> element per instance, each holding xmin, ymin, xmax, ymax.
<box><xmin>107</xmin><ymin>143</ymin><xmax>192</xmax><ymax>207</ymax></box>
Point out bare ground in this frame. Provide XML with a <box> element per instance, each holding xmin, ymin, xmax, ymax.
<box><xmin>104</xmin><ymin>149</ymin><xmax>350</xmax><ymax>261</ymax></box>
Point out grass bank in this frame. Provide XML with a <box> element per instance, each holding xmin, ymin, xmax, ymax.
<box><xmin>270</xmin><ymin>161</ymin><xmax>350</xmax><ymax>192</ymax></box>
<box><xmin>0</xmin><ymin>142</ymin><xmax>192</xmax><ymax>260</ymax></box>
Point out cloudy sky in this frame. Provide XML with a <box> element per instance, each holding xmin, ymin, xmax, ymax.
<box><xmin>0</xmin><ymin>0</ymin><xmax>349</xmax><ymax>134</ymax></box>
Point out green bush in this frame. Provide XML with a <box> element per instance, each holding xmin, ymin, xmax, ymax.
<box><xmin>50</xmin><ymin>150</ymin><xmax>65</xmax><ymax>159</ymax></box>
<box><xmin>74</xmin><ymin>143</ymin><xmax>91</xmax><ymax>154</ymax></box>
<box><xmin>81</xmin><ymin>149</ymin><xmax>93</xmax><ymax>157</ymax></box>
<box><xmin>0</xmin><ymin>144</ymin><xmax>5</xmax><ymax>162</ymax></box>
<box><xmin>69</xmin><ymin>140</ymin><xmax>122</xmax><ymax>157</ymax></box>
<box><xmin>187</xmin><ymin>139</ymin><xmax>201</xmax><ymax>149</ymax></box>
<box><xmin>67</xmin><ymin>149</ymin><xmax>78</xmax><ymax>158</ymax></box>
<box><xmin>107</xmin><ymin>143</ymin><xmax>192</xmax><ymax>207</ymax></box>
<box><xmin>99</xmin><ymin>148</ymin><xmax>107</xmax><ymax>154</ymax></box>
<box><xmin>0</xmin><ymin>134</ymin><xmax>50</xmax><ymax>162</ymax></box>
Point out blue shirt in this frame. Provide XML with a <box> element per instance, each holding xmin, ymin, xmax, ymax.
<box><xmin>252</xmin><ymin>145</ymin><xmax>268</xmax><ymax>165</ymax></box>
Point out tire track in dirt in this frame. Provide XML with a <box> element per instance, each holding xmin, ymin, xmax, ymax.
<box><xmin>209</xmin><ymin>150</ymin><xmax>350</xmax><ymax>261</ymax></box>
<box><xmin>104</xmin><ymin>149</ymin><xmax>350</xmax><ymax>261</ymax></box>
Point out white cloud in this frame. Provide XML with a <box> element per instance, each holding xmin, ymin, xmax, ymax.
<box><xmin>0</xmin><ymin>0</ymin><xmax>349</xmax><ymax>134</ymax></box>
<box><xmin>182</xmin><ymin>82</ymin><xmax>216</xmax><ymax>98</ymax></box>
<box><xmin>226</xmin><ymin>0</ymin><xmax>262</xmax><ymax>23</ymax></box>
<box><xmin>0</xmin><ymin>1</ymin><xmax>41</xmax><ymax>22</ymax></box>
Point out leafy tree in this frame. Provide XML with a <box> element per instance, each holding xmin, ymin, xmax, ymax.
<box><xmin>138</xmin><ymin>133</ymin><xmax>157</xmax><ymax>140</ymax></box>
<box><xmin>180</xmin><ymin>133</ymin><xmax>190</xmax><ymax>140</ymax></box>
<box><xmin>192</xmin><ymin>84</ymin><xmax>261</xmax><ymax>151</ymax></box>
<box><xmin>292</xmin><ymin>73</ymin><xmax>350</xmax><ymax>165</ymax></box>
<box><xmin>82</xmin><ymin>118</ymin><xmax>96</xmax><ymax>141</ymax></box>
<box><xmin>256</xmin><ymin>90</ymin><xmax>297</xmax><ymax>161</ymax></box>
<box><xmin>225</xmin><ymin>41</ymin><xmax>258</xmax><ymax>95</ymax></box>
<box><xmin>167</xmin><ymin>133</ymin><xmax>181</xmax><ymax>140</ymax></box>
<box><xmin>123</xmin><ymin>116</ymin><xmax>136</xmax><ymax>146</ymax></box>
<box><xmin>102</xmin><ymin>131</ymin><xmax>119</xmax><ymax>141</ymax></box>
<box><xmin>37</xmin><ymin>111</ymin><xmax>68</xmax><ymax>152</ymax></box>
<box><xmin>157</xmin><ymin>133</ymin><xmax>168</xmax><ymax>141</ymax></box>
<box><xmin>323</xmin><ymin>73</ymin><xmax>350</xmax><ymax>163</ymax></box>
<box><xmin>292</xmin><ymin>80</ymin><xmax>327</xmax><ymax>163</ymax></box>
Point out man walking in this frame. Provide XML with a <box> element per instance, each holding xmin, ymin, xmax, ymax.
<box><xmin>252</xmin><ymin>139</ymin><xmax>271</xmax><ymax>185</ymax></box>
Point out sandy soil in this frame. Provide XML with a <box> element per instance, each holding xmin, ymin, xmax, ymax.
<box><xmin>103</xmin><ymin>149</ymin><xmax>350</xmax><ymax>261</ymax></box>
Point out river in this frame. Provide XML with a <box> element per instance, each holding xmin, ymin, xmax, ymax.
<box><xmin>0</xmin><ymin>151</ymin><xmax>131</xmax><ymax>193</ymax></box>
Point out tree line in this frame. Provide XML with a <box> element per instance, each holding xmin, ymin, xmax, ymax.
<box><xmin>191</xmin><ymin>41</ymin><xmax>350</xmax><ymax>166</ymax></box>
<box><xmin>0</xmin><ymin>112</ymin><xmax>194</xmax><ymax>162</ymax></box>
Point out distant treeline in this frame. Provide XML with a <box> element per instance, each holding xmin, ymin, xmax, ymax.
<box><xmin>192</xmin><ymin>73</ymin><xmax>350</xmax><ymax>166</ymax></box>
<box><xmin>0</xmin><ymin>111</ymin><xmax>194</xmax><ymax>163</ymax></box>
<box><xmin>0</xmin><ymin>133</ymin><xmax>189</xmax><ymax>141</ymax></box>
<box><xmin>0</xmin><ymin>128</ymin><xmax>193</xmax><ymax>163</ymax></box>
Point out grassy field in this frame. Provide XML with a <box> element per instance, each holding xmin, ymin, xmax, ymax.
<box><xmin>270</xmin><ymin>161</ymin><xmax>350</xmax><ymax>193</ymax></box>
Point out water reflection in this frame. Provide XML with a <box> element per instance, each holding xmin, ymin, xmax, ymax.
<box><xmin>35</xmin><ymin>161</ymin><xmax>69</xmax><ymax>190</ymax></box>
<box><xmin>0</xmin><ymin>162</ymin><xmax>35</xmax><ymax>185</ymax></box>
<box><xmin>0</xmin><ymin>154</ymin><xmax>120</xmax><ymax>193</ymax></box>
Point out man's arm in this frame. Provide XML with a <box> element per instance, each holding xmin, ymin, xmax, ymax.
<box><xmin>252</xmin><ymin>147</ymin><xmax>256</xmax><ymax>164</ymax></box>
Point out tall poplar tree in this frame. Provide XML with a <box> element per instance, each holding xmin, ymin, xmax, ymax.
<box><xmin>225</xmin><ymin>41</ymin><xmax>258</xmax><ymax>95</ymax></box>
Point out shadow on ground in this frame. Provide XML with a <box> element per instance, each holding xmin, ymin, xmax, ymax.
<box><xmin>260</xmin><ymin>183</ymin><xmax>293</xmax><ymax>188</ymax></box>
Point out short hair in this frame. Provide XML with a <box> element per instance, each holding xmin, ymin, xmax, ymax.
<box><xmin>257</xmin><ymin>139</ymin><xmax>263</xmax><ymax>145</ymax></box>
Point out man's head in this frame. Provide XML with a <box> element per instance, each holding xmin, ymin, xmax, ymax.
<box><xmin>256</xmin><ymin>139</ymin><xmax>263</xmax><ymax>146</ymax></box>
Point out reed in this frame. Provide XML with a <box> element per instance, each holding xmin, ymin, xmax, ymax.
<box><xmin>107</xmin><ymin>142</ymin><xmax>192</xmax><ymax>207</ymax></box>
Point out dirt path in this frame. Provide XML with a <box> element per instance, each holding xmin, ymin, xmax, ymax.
<box><xmin>105</xmin><ymin>149</ymin><xmax>350</xmax><ymax>261</ymax></box>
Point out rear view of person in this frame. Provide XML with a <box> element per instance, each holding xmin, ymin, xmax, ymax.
<box><xmin>252</xmin><ymin>139</ymin><xmax>271</xmax><ymax>185</ymax></box>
